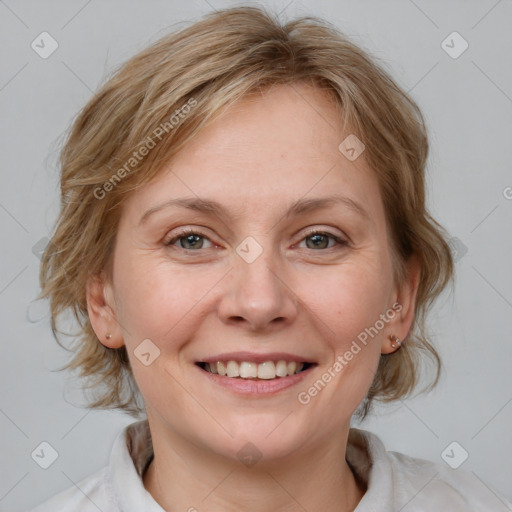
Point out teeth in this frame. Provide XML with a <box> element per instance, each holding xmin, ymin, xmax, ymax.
<box><xmin>257</xmin><ymin>361</ymin><xmax>275</xmax><ymax>380</ymax></box>
<box><xmin>239</xmin><ymin>362</ymin><xmax>258</xmax><ymax>378</ymax></box>
<box><xmin>275</xmin><ymin>360</ymin><xmax>288</xmax><ymax>377</ymax></box>
<box><xmin>203</xmin><ymin>360</ymin><xmax>306</xmax><ymax>379</ymax></box>
<box><xmin>217</xmin><ymin>361</ymin><xmax>227</xmax><ymax>376</ymax></box>
<box><xmin>226</xmin><ymin>361</ymin><xmax>239</xmax><ymax>378</ymax></box>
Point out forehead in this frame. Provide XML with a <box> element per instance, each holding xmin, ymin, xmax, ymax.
<box><xmin>121</xmin><ymin>83</ymin><xmax>384</xmax><ymax>227</ymax></box>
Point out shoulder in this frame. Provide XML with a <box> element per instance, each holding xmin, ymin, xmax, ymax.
<box><xmin>28</xmin><ymin>419</ymin><xmax>154</xmax><ymax>512</ymax></box>
<box><xmin>28</xmin><ymin>466</ymin><xmax>115</xmax><ymax>512</ymax></box>
<box><xmin>387</xmin><ymin>449</ymin><xmax>511</xmax><ymax>510</ymax></box>
<box><xmin>349</xmin><ymin>428</ymin><xmax>512</xmax><ymax>511</ymax></box>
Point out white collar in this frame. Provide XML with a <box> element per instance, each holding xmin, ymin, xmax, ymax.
<box><xmin>106</xmin><ymin>419</ymin><xmax>393</xmax><ymax>511</ymax></box>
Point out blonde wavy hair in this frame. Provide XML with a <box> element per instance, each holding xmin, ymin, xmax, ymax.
<box><xmin>39</xmin><ymin>6</ymin><xmax>454</xmax><ymax>419</ymax></box>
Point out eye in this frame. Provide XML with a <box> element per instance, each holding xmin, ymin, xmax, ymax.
<box><xmin>164</xmin><ymin>228</ymin><xmax>348</xmax><ymax>252</ymax></box>
<box><xmin>298</xmin><ymin>229</ymin><xmax>348</xmax><ymax>250</ymax></box>
<box><xmin>164</xmin><ymin>228</ymin><xmax>213</xmax><ymax>250</ymax></box>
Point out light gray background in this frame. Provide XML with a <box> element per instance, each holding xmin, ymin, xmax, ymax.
<box><xmin>1</xmin><ymin>0</ymin><xmax>511</xmax><ymax>510</ymax></box>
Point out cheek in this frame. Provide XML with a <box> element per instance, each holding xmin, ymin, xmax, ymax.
<box><xmin>313</xmin><ymin>258</ymin><xmax>392</xmax><ymax>339</ymax></box>
<box><xmin>326</xmin><ymin>260</ymin><xmax>391</xmax><ymax>395</ymax></box>
<box><xmin>113</xmin><ymin>251</ymin><xmax>226</xmax><ymax>363</ymax></box>
<box><xmin>302</xmin><ymin>265</ymin><xmax>390</xmax><ymax>419</ymax></box>
<box><xmin>112</xmin><ymin>253</ymin><xmax>191</xmax><ymax>340</ymax></box>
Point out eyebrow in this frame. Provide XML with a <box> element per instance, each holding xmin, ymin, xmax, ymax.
<box><xmin>138</xmin><ymin>193</ymin><xmax>370</xmax><ymax>227</ymax></box>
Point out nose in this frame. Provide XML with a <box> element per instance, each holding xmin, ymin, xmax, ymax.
<box><xmin>217</xmin><ymin>247</ymin><xmax>298</xmax><ymax>333</ymax></box>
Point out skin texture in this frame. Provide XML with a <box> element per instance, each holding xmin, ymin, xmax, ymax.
<box><xmin>87</xmin><ymin>82</ymin><xmax>420</xmax><ymax>511</ymax></box>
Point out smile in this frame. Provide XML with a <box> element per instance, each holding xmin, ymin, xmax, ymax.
<box><xmin>197</xmin><ymin>360</ymin><xmax>314</xmax><ymax>380</ymax></box>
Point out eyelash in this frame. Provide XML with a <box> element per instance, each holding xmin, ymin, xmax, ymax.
<box><xmin>164</xmin><ymin>228</ymin><xmax>349</xmax><ymax>252</ymax></box>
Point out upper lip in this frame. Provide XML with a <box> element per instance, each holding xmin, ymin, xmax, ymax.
<box><xmin>197</xmin><ymin>352</ymin><xmax>315</xmax><ymax>364</ymax></box>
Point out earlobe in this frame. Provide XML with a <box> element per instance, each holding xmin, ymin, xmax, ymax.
<box><xmin>381</xmin><ymin>334</ymin><xmax>402</xmax><ymax>355</ymax></box>
<box><xmin>86</xmin><ymin>272</ymin><xmax>124</xmax><ymax>349</ymax></box>
<box><xmin>382</xmin><ymin>255</ymin><xmax>421</xmax><ymax>354</ymax></box>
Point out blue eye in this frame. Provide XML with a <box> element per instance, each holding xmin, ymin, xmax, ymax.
<box><xmin>165</xmin><ymin>229</ymin><xmax>212</xmax><ymax>250</ymax></box>
<box><xmin>299</xmin><ymin>230</ymin><xmax>347</xmax><ymax>250</ymax></box>
<box><xmin>164</xmin><ymin>228</ymin><xmax>348</xmax><ymax>251</ymax></box>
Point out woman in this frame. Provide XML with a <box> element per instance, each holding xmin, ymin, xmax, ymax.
<box><xmin>31</xmin><ymin>6</ymin><xmax>512</xmax><ymax>511</ymax></box>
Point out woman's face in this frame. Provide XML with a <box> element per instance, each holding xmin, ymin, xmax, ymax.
<box><xmin>90</xmin><ymin>83</ymin><xmax>416</xmax><ymax>462</ymax></box>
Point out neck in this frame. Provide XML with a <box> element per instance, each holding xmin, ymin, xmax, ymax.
<box><xmin>142</xmin><ymin>419</ymin><xmax>366</xmax><ymax>512</ymax></box>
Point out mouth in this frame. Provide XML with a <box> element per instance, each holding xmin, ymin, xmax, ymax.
<box><xmin>196</xmin><ymin>360</ymin><xmax>316</xmax><ymax>380</ymax></box>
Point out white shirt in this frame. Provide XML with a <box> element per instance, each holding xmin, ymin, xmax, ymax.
<box><xmin>30</xmin><ymin>419</ymin><xmax>512</xmax><ymax>511</ymax></box>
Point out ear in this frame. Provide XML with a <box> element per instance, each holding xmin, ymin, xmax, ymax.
<box><xmin>86</xmin><ymin>270</ymin><xmax>124</xmax><ymax>349</ymax></box>
<box><xmin>381</xmin><ymin>254</ymin><xmax>421</xmax><ymax>355</ymax></box>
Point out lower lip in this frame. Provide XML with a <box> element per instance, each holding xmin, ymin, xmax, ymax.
<box><xmin>196</xmin><ymin>364</ymin><xmax>315</xmax><ymax>395</ymax></box>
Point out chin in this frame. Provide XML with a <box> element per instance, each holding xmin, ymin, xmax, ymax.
<box><xmin>200</xmin><ymin>414</ymin><xmax>310</xmax><ymax>465</ymax></box>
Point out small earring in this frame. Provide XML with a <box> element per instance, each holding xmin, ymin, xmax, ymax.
<box><xmin>106</xmin><ymin>333</ymin><xmax>112</xmax><ymax>340</ymax></box>
<box><xmin>389</xmin><ymin>335</ymin><xmax>401</xmax><ymax>349</ymax></box>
